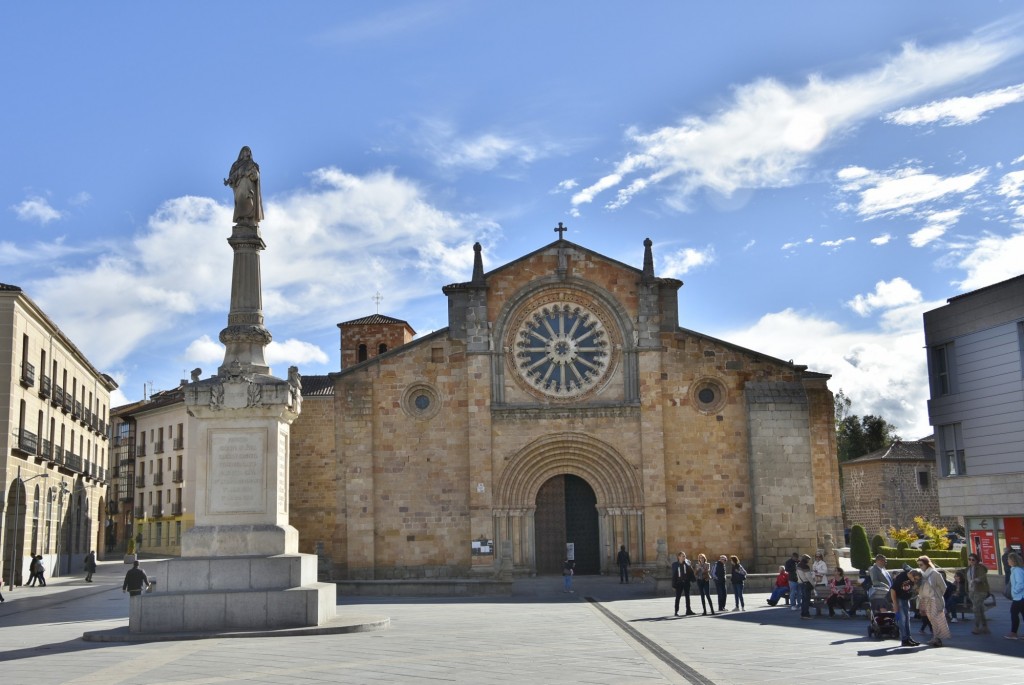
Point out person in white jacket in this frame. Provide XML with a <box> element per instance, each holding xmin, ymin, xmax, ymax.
<box><xmin>916</xmin><ymin>555</ymin><xmax>951</xmax><ymax>647</ymax></box>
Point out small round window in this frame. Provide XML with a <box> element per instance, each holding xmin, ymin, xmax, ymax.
<box><xmin>402</xmin><ymin>383</ymin><xmax>440</xmax><ymax>420</ymax></box>
<box><xmin>691</xmin><ymin>378</ymin><xmax>727</xmax><ymax>415</ymax></box>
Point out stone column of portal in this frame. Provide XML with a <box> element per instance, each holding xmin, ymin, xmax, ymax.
<box><xmin>128</xmin><ymin>147</ymin><xmax>335</xmax><ymax>634</ymax></box>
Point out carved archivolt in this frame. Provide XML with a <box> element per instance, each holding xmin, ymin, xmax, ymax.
<box><xmin>495</xmin><ymin>433</ymin><xmax>642</xmax><ymax>509</ymax></box>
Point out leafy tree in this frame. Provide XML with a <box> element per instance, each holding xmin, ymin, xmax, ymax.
<box><xmin>850</xmin><ymin>524</ymin><xmax>872</xmax><ymax>571</ymax></box>
<box><xmin>888</xmin><ymin>526</ymin><xmax>917</xmax><ymax>545</ymax></box>
<box><xmin>834</xmin><ymin>389</ymin><xmax>900</xmax><ymax>462</ymax></box>
<box><xmin>914</xmin><ymin>516</ymin><xmax>950</xmax><ymax>551</ymax></box>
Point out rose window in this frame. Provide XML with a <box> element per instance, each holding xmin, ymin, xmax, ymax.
<box><xmin>514</xmin><ymin>303</ymin><xmax>609</xmax><ymax>397</ymax></box>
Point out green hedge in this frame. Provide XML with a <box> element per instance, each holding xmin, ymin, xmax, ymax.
<box><xmin>881</xmin><ymin>557</ymin><xmax>963</xmax><ymax>571</ymax></box>
<box><xmin>876</xmin><ymin>546</ymin><xmax>959</xmax><ymax>562</ymax></box>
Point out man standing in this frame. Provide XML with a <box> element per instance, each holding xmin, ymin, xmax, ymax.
<box><xmin>713</xmin><ymin>555</ymin><xmax>728</xmax><ymax>612</ymax></box>
<box><xmin>671</xmin><ymin>551</ymin><xmax>696</xmax><ymax>616</ymax></box>
<box><xmin>84</xmin><ymin>550</ymin><xmax>97</xmax><ymax>582</ymax></box>
<box><xmin>785</xmin><ymin>552</ymin><xmax>800</xmax><ymax>611</ymax></box>
<box><xmin>966</xmin><ymin>553</ymin><xmax>991</xmax><ymax>635</ymax></box>
<box><xmin>617</xmin><ymin>545</ymin><xmax>631</xmax><ymax>584</ymax></box>
<box><xmin>868</xmin><ymin>554</ymin><xmax>893</xmax><ymax>611</ymax></box>
<box><xmin>890</xmin><ymin>566</ymin><xmax>922</xmax><ymax>646</ymax></box>
<box><xmin>122</xmin><ymin>560</ymin><xmax>150</xmax><ymax>597</ymax></box>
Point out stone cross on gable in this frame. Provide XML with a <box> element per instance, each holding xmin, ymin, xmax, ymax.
<box><xmin>554</xmin><ymin>222</ymin><xmax>567</xmax><ymax>240</ymax></box>
<box><xmin>372</xmin><ymin>291</ymin><xmax>383</xmax><ymax>313</ymax></box>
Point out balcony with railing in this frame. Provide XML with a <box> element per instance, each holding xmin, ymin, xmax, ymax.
<box><xmin>172</xmin><ymin>469</ymin><xmax>183</xmax><ymax>483</ymax></box>
<box><xmin>173</xmin><ymin>436</ymin><xmax>184</xmax><ymax>450</ymax></box>
<box><xmin>171</xmin><ymin>502</ymin><xmax>183</xmax><ymax>515</ymax></box>
<box><xmin>73</xmin><ymin>400</ymin><xmax>83</xmax><ymax>421</ymax></box>
<box><xmin>40</xmin><ymin>439</ymin><xmax>52</xmax><ymax>460</ymax></box>
<box><xmin>84</xmin><ymin>408</ymin><xmax>93</xmax><ymax>427</ymax></box>
<box><xmin>135</xmin><ymin>475</ymin><xmax>146</xmax><ymax>488</ymax></box>
<box><xmin>137</xmin><ymin>443</ymin><xmax>146</xmax><ymax>457</ymax></box>
<box><xmin>40</xmin><ymin>374</ymin><xmax>51</xmax><ymax>398</ymax></box>
<box><xmin>153</xmin><ymin>472</ymin><xmax>164</xmax><ymax>486</ymax></box>
<box><xmin>151</xmin><ymin>505</ymin><xmax>163</xmax><ymax>518</ymax></box>
<box><xmin>13</xmin><ymin>428</ymin><xmax>37</xmax><ymax>455</ymax></box>
<box><xmin>99</xmin><ymin>420</ymin><xmax>107</xmax><ymax>437</ymax></box>
<box><xmin>52</xmin><ymin>385</ymin><xmax>64</xmax><ymax>408</ymax></box>
<box><xmin>20</xmin><ymin>361</ymin><xmax>35</xmax><ymax>388</ymax></box>
<box><xmin>65</xmin><ymin>452</ymin><xmax>82</xmax><ymax>472</ymax></box>
<box><xmin>62</xmin><ymin>393</ymin><xmax>73</xmax><ymax>414</ymax></box>
<box><xmin>154</xmin><ymin>440</ymin><xmax>164</xmax><ymax>454</ymax></box>
<box><xmin>134</xmin><ymin>506</ymin><xmax>145</xmax><ymax>518</ymax></box>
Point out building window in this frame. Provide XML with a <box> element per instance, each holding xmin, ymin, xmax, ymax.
<box><xmin>358</xmin><ymin>344</ymin><xmax>368</xmax><ymax>362</ymax></box>
<box><xmin>939</xmin><ymin>423</ymin><xmax>966</xmax><ymax>476</ymax></box>
<box><xmin>932</xmin><ymin>343</ymin><xmax>954</xmax><ymax>396</ymax></box>
<box><xmin>917</xmin><ymin>470</ymin><xmax>929</xmax><ymax>488</ymax></box>
<box><xmin>378</xmin><ymin>343</ymin><xmax>388</xmax><ymax>354</ymax></box>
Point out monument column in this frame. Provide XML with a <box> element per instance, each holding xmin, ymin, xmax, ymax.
<box><xmin>127</xmin><ymin>147</ymin><xmax>336</xmax><ymax>634</ymax></box>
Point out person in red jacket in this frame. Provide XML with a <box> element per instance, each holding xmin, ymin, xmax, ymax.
<box><xmin>767</xmin><ymin>566</ymin><xmax>790</xmax><ymax>606</ymax></box>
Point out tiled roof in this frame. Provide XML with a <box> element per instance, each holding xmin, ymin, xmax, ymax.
<box><xmin>844</xmin><ymin>437</ymin><xmax>935</xmax><ymax>464</ymax></box>
<box><xmin>338</xmin><ymin>314</ymin><xmax>410</xmax><ymax>326</ymax></box>
<box><xmin>0</xmin><ymin>283</ymin><xmax>23</xmax><ymax>292</ymax></box>
<box><xmin>301</xmin><ymin>374</ymin><xmax>335</xmax><ymax>396</ymax></box>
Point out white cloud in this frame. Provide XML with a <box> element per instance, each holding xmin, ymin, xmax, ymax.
<box><xmin>871</xmin><ymin>233</ymin><xmax>892</xmax><ymax>245</ymax></box>
<box><xmin>419</xmin><ymin>121</ymin><xmax>551</xmax><ymax>172</ymax></box>
<box><xmin>847</xmin><ymin>277</ymin><xmax>922</xmax><ymax>316</ymax></box>
<box><xmin>719</xmin><ymin>295</ymin><xmax>939</xmax><ymax>439</ymax></box>
<box><xmin>185</xmin><ymin>335</ymin><xmax>224</xmax><ymax>363</ymax></box>
<box><xmin>573</xmin><ymin>33</ymin><xmax>1022</xmax><ymax>209</ymax></box>
<box><xmin>742</xmin><ymin>239</ymin><xmax>756</xmax><ymax>251</ymax></box>
<box><xmin>781</xmin><ymin>237</ymin><xmax>814</xmax><ymax>251</ymax></box>
<box><xmin>884</xmin><ymin>82</ymin><xmax>1024</xmax><ymax>126</ymax></box>
<box><xmin>997</xmin><ymin>170</ymin><xmax>1024</xmax><ymax>199</ymax></box>
<box><xmin>552</xmin><ymin>179</ymin><xmax>578</xmax><ymax>193</ymax></box>
<box><xmin>266</xmin><ymin>339</ymin><xmax>329</xmax><ymax>366</ymax></box>
<box><xmin>12</xmin><ymin>196</ymin><xmax>62</xmax><ymax>224</ymax></box>
<box><xmin>908</xmin><ymin>208</ymin><xmax>964</xmax><ymax>247</ymax></box>
<box><xmin>660</xmin><ymin>246</ymin><xmax>714</xmax><ymax>278</ymax></box>
<box><xmin>955</xmin><ymin>229</ymin><xmax>1024</xmax><ymax>291</ymax></box>
<box><xmin>69</xmin><ymin>191</ymin><xmax>92</xmax><ymax>206</ymax></box>
<box><xmin>838</xmin><ymin>166</ymin><xmax>986</xmax><ymax>219</ymax></box>
<box><xmin>820</xmin><ymin>237</ymin><xmax>855</xmax><ymax>248</ymax></box>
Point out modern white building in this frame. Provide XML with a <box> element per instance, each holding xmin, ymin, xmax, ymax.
<box><xmin>924</xmin><ymin>273</ymin><xmax>1024</xmax><ymax>574</ymax></box>
<box><xmin>1</xmin><ymin>283</ymin><xmax>117</xmax><ymax>584</ymax></box>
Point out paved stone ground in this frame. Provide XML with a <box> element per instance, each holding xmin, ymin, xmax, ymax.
<box><xmin>1</xmin><ymin>563</ymin><xmax>1021</xmax><ymax>684</ymax></box>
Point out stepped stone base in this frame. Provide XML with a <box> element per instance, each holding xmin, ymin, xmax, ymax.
<box><xmin>129</xmin><ymin>554</ymin><xmax>336</xmax><ymax>634</ymax></box>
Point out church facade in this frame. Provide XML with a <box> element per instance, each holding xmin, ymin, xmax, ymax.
<box><xmin>290</xmin><ymin>236</ymin><xmax>842</xmax><ymax>578</ymax></box>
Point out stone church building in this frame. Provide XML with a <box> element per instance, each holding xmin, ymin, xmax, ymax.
<box><xmin>290</xmin><ymin>235</ymin><xmax>842</xmax><ymax>579</ymax></box>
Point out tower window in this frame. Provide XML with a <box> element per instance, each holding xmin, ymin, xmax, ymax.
<box><xmin>378</xmin><ymin>343</ymin><xmax>388</xmax><ymax>354</ymax></box>
<box><xmin>358</xmin><ymin>344</ymin><xmax>368</xmax><ymax>362</ymax></box>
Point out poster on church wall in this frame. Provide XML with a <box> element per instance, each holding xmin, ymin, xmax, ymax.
<box><xmin>566</xmin><ymin>542</ymin><xmax>575</xmax><ymax>561</ymax></box>
<box><xmin>471</xmin><ymin>539</ymin><xmax>493</xmax><ymax>556</ymax></box>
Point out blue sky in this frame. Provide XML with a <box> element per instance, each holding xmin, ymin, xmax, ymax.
<box><xmin>4</xmin><ymin>3</ymin><xmax>1024</xmax><ymax>438</ymax></box>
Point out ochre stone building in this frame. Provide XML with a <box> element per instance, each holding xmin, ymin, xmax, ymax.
<box><xmin>290</xmin><ymin>236</ymin><xmax>842</xmax><ymax>578</ymax></box>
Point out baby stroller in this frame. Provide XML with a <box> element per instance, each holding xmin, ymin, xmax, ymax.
<box><xmin>867</xmin><ymin>608</ymin><xmax>901</xmax><ymax>640</ymax></box>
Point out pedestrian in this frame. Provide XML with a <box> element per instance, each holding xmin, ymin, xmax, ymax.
<box><xmin>890</xmin><ymin>566</ymin><xmax>922</xmax><ymax>647</ymax></box>
<box><xmin>868</xmin><ymin>554</ymin><xmax>892</xmax><ymax>611</ymax></box>
<box><xmin>966</xmin><ymin>552</ymin><xmax>991</xmax><ymax>635</ymax></box>
<box><xmin>671</xmin><ymin>551</ymin><xmax>696</xmax><ymax>616</ymax></box>
<box><xmin>713</xmin><ymin>555</ymin><xmax>728</xmax><ymax>612</ymax></box>
<box><xmin>917</xmin><ymin>555</ymin><xmax>951</xmax><ymax>647</ymax></box>
<box><xmin>562</xmin><ymin>557</ymin><xmax>575</xmax><ymax>593</ymax></box>
<box><xmin>784</xmin><ymin>552</ymin><xmax>800</xmax><ymax>611</ymax></box>
<box><xmin>694</xmin><ymin>553</ymin><xmax>715</xmax><ymax>615</ymax></box>
<box><xmin>616</xmin><ymin>545</ymin><xmax>630</xmax><ymax>584</ymax></box>
<box><xmin>812</xmin><ymin>551</ymin><xmax>828</xmax><ymax>595</ymax></box>
<box><xmin>797</xmin><ymin>554</ymin><xmax>815</xmax><ymax>619</ymax></box>
<box><xmin>33</xmin><ymin>555</ymin><xmax>47</xmax><ymax>587</ymax></box>
<box><xmin>1004</xmin><ymin>552</ymin><xmax>1024</xmax><ymax>640</ymax></box>
<box><xmin>946</xmin><ymin>569</ymin><xmax>967</xmax><ymax>623</ymax></box>
<box><xmin>84</xmin><ymin>550</ymin><xmax>97</xmax><ymax>582</ymax></box>
<box><xmin>767</xmin><ymin>565</ymin><xmax>790</xmax><ymax>606</ymax></box>
<box><xmin>729</xmin><ymin>555</ymin><xmax>747</xmax><ymax>611</ymax></box>
<box><xmin>27</xmin><ymin>554</ymin><xmax>39</xmax><ymax>586</ymax></box>
<box><xmin>122</xmin><ymin>560</ymin><xmax>150</xmax><ymax>597</ymax></box>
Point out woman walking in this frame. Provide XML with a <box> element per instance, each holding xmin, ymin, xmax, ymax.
<box><xmin>917</xmin><ymin>555</ymin><xmax>951</xmax><ymax>647</ymax></box>
<box><xmin>729</xmin><ymin>555</ymin><xmax>747</xmax><ymax>611</ymax></box>
<box><xmin>694</xmin><ymin>553</ymin><xmax>715</xmax><ymax>615</ymax></box>
<box><xmin>1005</xmin><ymin>552</ymin><xmax>1024</xmax><ymax>639</ymax></box>
<box><xmin>966</xmin><ymin>552</ymin><xmax>991</xmax><ymax>635</ymax></box>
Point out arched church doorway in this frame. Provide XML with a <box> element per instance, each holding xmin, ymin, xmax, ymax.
<box><xmin>534</xmin><ymin>474</ymin><xmax>600</xmax><ymax>574</ymax></box>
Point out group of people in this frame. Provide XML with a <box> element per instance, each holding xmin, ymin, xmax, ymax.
<box><xmin>670</xmin><ymin>551</ymin><xmax>748</xmax><ymax>616</ymax></box>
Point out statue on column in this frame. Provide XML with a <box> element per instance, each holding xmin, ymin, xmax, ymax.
<box><xmin>224</xmin><ymin>145</ymin><xmax>264</xmax><ymax>225</ymax></box>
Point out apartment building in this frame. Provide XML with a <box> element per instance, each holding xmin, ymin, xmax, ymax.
<box><xmin>110</xmin><ymin>385</ymin><xmax>193</xmax><ymax>556</ymax></box>
<box><xmin>924</xmin><ymin>273</ymin><xmax>1024</xmax><ymax>573</ymax></box>
<box><xmin>1</xmin><ymin>283</ymin><xmax>117</xmax><ymax>584</ymax></box>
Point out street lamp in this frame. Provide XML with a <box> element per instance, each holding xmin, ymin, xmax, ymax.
<box><xmin>51</xmin><ymin>480</ymin><xmax>69</xmax><ymax>578</ymax></box>
<box><xmin>6</xmin><ymin>466</ymin><xmax>48</xmax><ymax>591</ymax></box>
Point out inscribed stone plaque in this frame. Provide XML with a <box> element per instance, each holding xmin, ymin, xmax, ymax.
<box><xmin>209</xmin><ymin>430</ymin><xmax>266</xmax><ymax>514</ymax></box>
<box><xmin>277</xmin><ymin>430</ymin><xmax>288</xmax><ymax>514</ymax></box>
